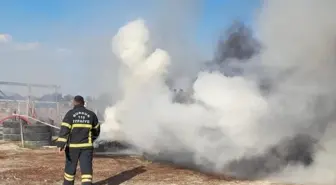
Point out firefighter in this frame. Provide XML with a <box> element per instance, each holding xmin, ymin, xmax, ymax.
<box><xmin>56</xmin><ymin>95</ymin><xmax>100</xmax><ymax>185</ymax></box>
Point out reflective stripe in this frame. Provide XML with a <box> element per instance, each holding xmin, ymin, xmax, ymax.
<box><xmin>94</xmin><ymin>123</ymin><xmax>100</xmax><ymax>129</ymax></box>
<box><xmin>67</xmin><ymin>124</ymin><xmax>93</xmax><ymax>147</ymax></box>
<box><xmin>64</xmin><ymin>176</ymin><xmax>74</xmax><ymax>181</ymax></box>
<box><xmin>64</xmin><ymin>173</ymin><xmax>74</xmax><ymax>181</ymax></box>
<box><xmin>61</xmin><ymin>122</ymin><xmax>72</xmax><ymax>129</ymax></box>
<box><xmin>89</xmin><ymin>130</ymin><xmax>92</xmax><ymax>144</ymax></box>
<box><xmin>72</xmin><ymin>124</ymin><xmax>92</xmax><ymax>129</ymax></box>
<box><xmin>57</xmin><ymin>137</ymin><xmax>67</xmax><ymax>142</ymax></box>
<box><xmin>64</xmin><ymin>173</ymin><xmax>74</xmax><ymax>178</ymax></box>
<box><xmin>82</xmin><ymin>179</ymin><xmax>92</xmax><ymax>182</ymax></box>
<box><xmin>69</xmin><ymin>143</ymin><xmax>93</xmax><ymax>148</ymax></box>
<box><xmin>81</xmin><ymin>174</ymin><xmax>92</xmax><ymax>179</ymax></box>
<box><xmin>70</xmin><ymin>124</ymin><xmax>93</xmax><ymax>144</ymax></box>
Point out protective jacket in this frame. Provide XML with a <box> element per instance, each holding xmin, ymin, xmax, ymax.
<box><xmin>56</xmin><ymin>105</ymin><xmax>100</xmax><ymax>149</ymax></box>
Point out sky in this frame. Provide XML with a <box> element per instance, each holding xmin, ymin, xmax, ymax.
<box><xmin>0</xmin><ymin>0</ymin><xmax>261</xmax><ymax>96</ymax></box>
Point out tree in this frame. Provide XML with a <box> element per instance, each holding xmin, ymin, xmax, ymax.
<box><xmin>63</xmin><ymin>94</ymin><xmax>74</xmax><ymax>102</ymax></box>
<box><xmin>39</xmin><ymin>93</ymin><xmax>62</xmax><ymax>102</ymax></box>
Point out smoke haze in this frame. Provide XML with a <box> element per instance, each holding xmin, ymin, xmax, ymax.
<box><xmin>99</xmin><ymin>0</ymin><xmax>336</xmax><ymax>184</ymax></box>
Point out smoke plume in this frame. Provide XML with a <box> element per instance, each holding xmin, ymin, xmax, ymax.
<box><xmin>100</xmin><ymin>1</ymin><xmax>336</xmax><ymax>184</ymax></box>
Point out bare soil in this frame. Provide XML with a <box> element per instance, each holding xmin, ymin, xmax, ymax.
<box><xmin>0</xmin><ymin>141</ymin><xmax>288</xmax><ymax>185</ymax></box>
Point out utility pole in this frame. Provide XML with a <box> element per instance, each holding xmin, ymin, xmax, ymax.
<box><xmin>26</xmin><ymin>84</ymin><xmax>32</xmax><ymax>117</ymax></box>
<box><xmin>55</xmin><ymin>86</ymin><xmax>61</xmax><ymax>123</ymax></box>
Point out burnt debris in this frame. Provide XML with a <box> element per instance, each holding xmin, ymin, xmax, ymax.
<box><xmin>224</xmin><ymin>134</ymin><xmax>318</xmax><ymax>180</ymax></box>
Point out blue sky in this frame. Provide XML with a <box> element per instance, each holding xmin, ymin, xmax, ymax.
<box><xmin>0</xmin><ymin>0</ymin><xmax>261</xmax><ymax>95</ymax></box>
<box><xmin>197</xmin><ymin>0</ymin><xmax>260</xmax><ymax>51</ymax></box>
<box><xmin>0</xmin><ymin>0</ymin><xmax>261</xmax><ymax>47</ymax></box>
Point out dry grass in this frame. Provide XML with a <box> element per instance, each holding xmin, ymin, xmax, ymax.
<box><xmin>0</xmin><ymin>141</ymin><xmax>296</xmax><ymax>185</ymax></box>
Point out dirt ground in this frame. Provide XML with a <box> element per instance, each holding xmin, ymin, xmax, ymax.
<box><xmin>0</xmin><ymin>141</ymin><xmax>289</xmax><ymax>185</ymax></box>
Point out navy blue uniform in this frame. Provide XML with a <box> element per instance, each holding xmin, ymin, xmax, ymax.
<box><xmin>56</xmin><ymin>105</ymin><xmax>100</xmax><ymax>185</ymax></box>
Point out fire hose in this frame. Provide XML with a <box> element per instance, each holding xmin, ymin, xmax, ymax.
<box><xmin>18</xmin><ymin>114</ymin><xmax>61</xmax><ymax>130</ymax></box>
<box><xmin>0</xmin><ymin>114</ymin><xmax>61</xmax><ymax>143</ymax></box>
<box><xmin>13</xmin><ymin>114</ymin><xmax>103</xmax><ymax>146</ymax></box>
<box><xmin>0</xmin><ymin>114</ymin><xmax>112</xmax><ymax>150</ymax></box>
<box><xmin>23</xmin><ymin>115</ymin><xmax>62</xmax><ymax>143</ymax></box>
<box><xmin>0</xmin><ymin>114</ymin><xmax>60</xmax><ymax>130</ymax></box>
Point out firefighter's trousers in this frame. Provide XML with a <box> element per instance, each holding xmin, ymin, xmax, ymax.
<box><xmin>63</xmin><ymin>147</ymin><xmax>93</xmax><ymax>185</ymax></box>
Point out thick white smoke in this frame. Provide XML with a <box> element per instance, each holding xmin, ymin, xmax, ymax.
<box><xmin>99</xmin><ymin>1</ymin><xmax>336</xmax><ymax>184</ymax></box>
<box><xmin>100</xmin><ymin>18</ymin><xmax>268</xmax><ymax>159</ymax></box>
